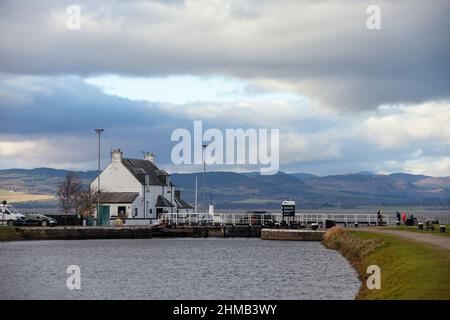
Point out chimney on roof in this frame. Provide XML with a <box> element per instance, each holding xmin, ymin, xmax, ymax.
<box><xmin>175</xmin><ymin>190</ymin><xmax>181</xmax><ymax>198</ymax></box>
<box><xmin>144</xmin><ymin>152</ymin><xmax>155</xmax><ymax>162</ymax></box>
<box><xmin>111</xmin><ymin>148</ymin><xmax>122</xmax><ymax>163</ymax></box>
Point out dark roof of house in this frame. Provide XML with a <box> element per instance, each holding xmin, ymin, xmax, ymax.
<box><xmin>155</xmin><ymin>195</ymin><xmax>174</xmax><ymax>207</ymax></box>
<box><xmin>97</xmin><ymin>192</ymin><xmax>139</xmax><ymax>203</ymax></box>
<box><xmin>121</xmin><ymin>158</ymin><xmax>175</xmax><ymax>186</ymax></box>
<box><xmin>174</xmin><ymin>196</ymin><xmax>193</xmax><ymax>209</ymax></box>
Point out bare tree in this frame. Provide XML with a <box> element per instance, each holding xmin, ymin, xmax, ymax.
<box><xmin>75</xmin><ymin>188</ymin><xmax>101</xmax><ymax>219</ymax></box>
<box><xmin>57</xmin><ymin>172</ymin><xmax>82</xmax><ymax>224</ymax></box>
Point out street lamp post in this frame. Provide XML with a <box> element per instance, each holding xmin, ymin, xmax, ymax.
<box><xmin>195</xmin><ymin>176</ymin><xmax>198</xmax><ymax>214</ymax></box>
<box><xmin>94</xmin><ymin>128</ymin><xmax>104</xmax><ymax>224</ymax></box>
<box><xmin>202</xmin><ymin>144</ymin><xmax>207</xmax><ymax>213</ymax></box>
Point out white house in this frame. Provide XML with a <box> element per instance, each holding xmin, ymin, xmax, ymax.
<box><xmin>90</xmin><ymin>149</ymin><xmax>193</xmax><ymax>225</ymax></box>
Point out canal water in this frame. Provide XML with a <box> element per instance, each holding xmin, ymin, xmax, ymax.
<box><xmin>0</xmin><ymin>238</ymin><xmax>360</xmax><ymax>299</ymax></box>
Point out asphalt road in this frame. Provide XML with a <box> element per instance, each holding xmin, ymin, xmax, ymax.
<box><xmin>354</xmin><ymin>227</ymin><xmax>450</xmax><ymax>251</ymax></box>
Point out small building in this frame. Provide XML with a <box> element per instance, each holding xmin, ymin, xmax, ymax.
<box><xmin>174</xmin><ymin>190</ymin><xmax>194</xmax><ymax>213</ymax></box>
<box><xmin>90</xmin><ymin>149</ymin><xmax>193</xmax><ymax>225</ymax></box>
<box><xmin>97</xmin><ymin>192</ymin><xmax>140</xmax><ymax>219</ymax></box>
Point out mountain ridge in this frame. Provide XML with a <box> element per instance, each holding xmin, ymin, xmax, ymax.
<box><xmin>1</xmin><ymin>168</ymin><xmax>449</xmax><ymax>208</ymax></box>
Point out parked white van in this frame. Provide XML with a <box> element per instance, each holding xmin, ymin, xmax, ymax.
<box><xmin>0</xmin><ymin>204</ymin><xmax>27</xmax><ymax>226</ymax></box>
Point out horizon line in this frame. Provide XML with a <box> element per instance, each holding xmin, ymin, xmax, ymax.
<box><xmin>0</xmin><ymin>167</ymin><xmax>449</xmax><ymax>178</ymax></box>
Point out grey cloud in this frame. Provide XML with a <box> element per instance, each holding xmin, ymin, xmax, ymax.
<box><xmin>0</xmin><ymin>76</ymin><xmax>159</xmax><ymax>134</ymax></box>
<box><xmin>0</xmin><ymin>75</ymin><xmax>449</xmax><ymax>176</ymax></box>
<box><xmin>0</xmin><ymin>0</ymin><xmax>448</xmax><ymax>111</ymax></box>
<box><xmin>0</xmin><ymin>75</ymin><xmax>194</xmax><ymax>166</ymax></box>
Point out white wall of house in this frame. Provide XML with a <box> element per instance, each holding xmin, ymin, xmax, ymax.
<box><xmin>143</xmin><ymin>185</ymin><xmax>161</xmax><ymax>219</ymax></box>
<box><xmin>91</xmin><ymin>161</ymin><xmax>141</xmax><ymax>194</ymax></box>
<box><xmin>90</xmin><ymin>149</ymin><xmax>191</xmax><ymax>224</ymax></box>
<box><xmin>104</xmin><ymin>197</ymin><xmax>140</xmax><ymax>219</ymax></box>
<box><xmin>142</xmin><ymin>184</ymin><xmax>176</xmax><ymax>219</ymax></box>
<box><xmin>106</xmin><ymin>203</ymin><xmax>131</xmax><ymax>218</ymax></box>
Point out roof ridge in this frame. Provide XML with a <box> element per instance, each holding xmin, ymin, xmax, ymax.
<box><xmin>120</xmin><ymin>158</ymin><xmax>175</xmax><ymax>186</ymax></box>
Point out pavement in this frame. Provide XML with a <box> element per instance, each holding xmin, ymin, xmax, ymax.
<box><xmin>351</xmin><ymin>227</ymin><xmax>450</xmax><ymax>251</ymax></box>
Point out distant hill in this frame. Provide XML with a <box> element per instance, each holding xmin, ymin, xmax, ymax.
<box><xmin>171</xmin><ymin>171</ymin><xmax>450</xmax><ymax>208</ymax></box>
<box><xmin>1</xmin><ymin>168</ymin><xmax>449</xmax><ymax>209</ymax></box>
<box><xmin>290</xmin><ymin>173</ymin><xmax>318</xmax><ymax>181</ymax></box>
<box><xmin>0</xmin><ymin>168</ymin><xmax>97</xmax><ymax>195</ymax></box>
<box><xmin>411</xmin><ymin>176</ymin><xmax>450</xmax><ymax>188</ymax></box>
<box><xmin>0</xmin><ymin>167</ymin><xmax>97</xmax><ymax>180</ymax></box>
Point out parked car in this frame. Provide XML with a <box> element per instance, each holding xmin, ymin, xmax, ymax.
<box><xmin>24</xmin><ymin>214</ymin><xmax>57</xmax><ymax>227</ymax></box>
<box><xmin>0</xmin><ymin>204</ymin><xmax>27</xmax><ymax>226</ymax></box>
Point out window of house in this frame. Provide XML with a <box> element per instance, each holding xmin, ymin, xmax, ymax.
<box><xmin>118</xmin><ymin>206</ymin><xmax>126</xmax><ymax>217</ymax></box>
<box><xmin>134</xmin><ymin>207</ymin><xmax>138</xmax><ymax>217</ymax></box>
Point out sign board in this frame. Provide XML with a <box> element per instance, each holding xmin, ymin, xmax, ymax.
<box><xmin>281</xmin><ymin>200</ymin><xmax>295</xmax><ymax>216</ymax></box>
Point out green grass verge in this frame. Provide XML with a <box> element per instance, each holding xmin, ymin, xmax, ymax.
<box><xmin>0</xmin><ymin>226</ymin><xmax>23</xmax><ymax>241</ymax></box>
<box><xmin>323</xmin><ymin>227</ymin><xmax>450</xmax><ymax>300</ymax></box>
<box><xmin>386</xmin><ymin>225</ymin><xmax>450</xmax><ymax>239</ymax></box>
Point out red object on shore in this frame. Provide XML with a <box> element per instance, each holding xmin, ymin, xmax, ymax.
<box><xmin>401</xmin><ymin>212</ymin><xmax>407</xmax><ymax>222</ymax></box>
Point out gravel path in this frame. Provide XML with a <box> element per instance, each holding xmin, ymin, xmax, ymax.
<box><xmin>353</xmin><ymin>227</ymin><xmax>450</xmax><ymax>251</ymax></box>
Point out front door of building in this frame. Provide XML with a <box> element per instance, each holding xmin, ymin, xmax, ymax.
<box><xmin>98</xmin><ymin>205</ymin><xmax>110</xmax><ymax>226</ymax></box>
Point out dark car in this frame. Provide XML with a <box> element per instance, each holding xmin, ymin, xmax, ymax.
<box><xmin>24</xmin><ymin>214</ymin><xmax>57</xmax><ymax>227</ymax></box>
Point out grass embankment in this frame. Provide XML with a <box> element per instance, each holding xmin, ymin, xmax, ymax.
<box><xmin>386</xmin><ymin>225</ymin><xmax>450</xmax><ymax>239</ymax></box>
<box><xmin>0</xmin><ymin>227</ymin><xmax>23</xmax><ymax>241</ymax></box>
<box><xmin>323</xmin><ymin>227</ymin><xmax>450</xmax><ymax>299</ymax></box>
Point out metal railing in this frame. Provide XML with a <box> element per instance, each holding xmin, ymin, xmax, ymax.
<box><xmin>159</xmin><ymin>212</ymin><xmax>389</xmax><ymax>227</ymax></box>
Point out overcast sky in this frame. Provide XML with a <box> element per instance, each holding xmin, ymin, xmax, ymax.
<box><xmin>0</xmin><ymin>0</ymin><xmax>449</xmax><ymax>176</ymax></box>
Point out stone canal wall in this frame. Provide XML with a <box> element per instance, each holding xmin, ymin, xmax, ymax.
<box><xmin>10</xmin><ymin>226</ymin><xmax>325</xmax><ymax>241</ymax></box>
<box><xmin>261</xmin><ymin>229</ymin><xmax>325</xmax><ymax>241</ymax></box>
<box><xmin>14</xmin><ymin>225</ymin><xmax>263</xmax><ymax>240</ymax></box>
<box><xmin>16</xmin><ymin>226</ymin><xmax>158</xmax><ymax>240</ymax></box>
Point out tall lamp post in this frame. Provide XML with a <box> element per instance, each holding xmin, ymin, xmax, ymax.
<box><xmin>94</xmin><ymin>128</ymin><xmax>104</xmax><ymax>222</ymax></box>
<box><xmin>202</xmin><ymin>144</ymin><xmax>207</xmax><ymax>213</ymax></box>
